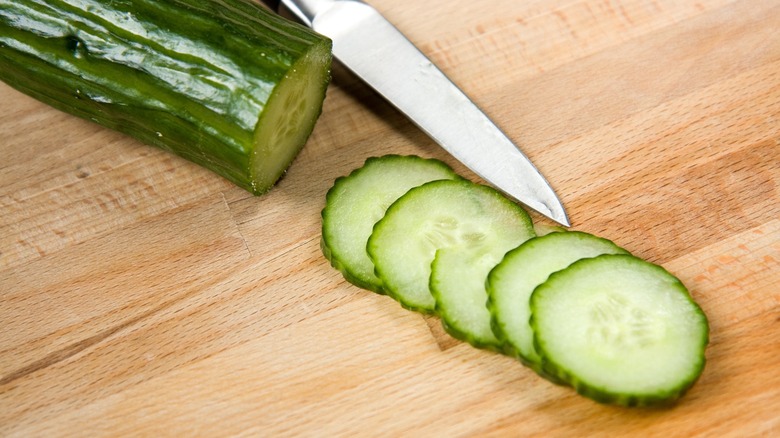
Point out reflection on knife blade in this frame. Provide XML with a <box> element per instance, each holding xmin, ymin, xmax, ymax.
<box><xmin>273</xmin><ymin>0</ymin><xmax>570</xmax><ymax>226</ymax></box>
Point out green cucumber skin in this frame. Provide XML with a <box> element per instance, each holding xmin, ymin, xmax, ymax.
<box><xmin>0</xmin><ymin>0</ymin><xmax>332</xmax><ymax>193</ymax></box>
<box><xmin>530</xmin><ymin>254</ymin><xmax>710</xmax><ymax>407</ymax></box>
<box><xmin>438</xmin><ymin>310</ymin><xmax>504</xmax><ymax>353</ymax></box>
<box><xmin>321</xmin><ymin>234</ymin><xmax>387</xmax><ymax>293</ymax></box>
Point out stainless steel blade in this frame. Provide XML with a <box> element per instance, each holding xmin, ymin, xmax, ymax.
<box><xmin>280</xmin><ymin>0</ymin><xmax>569</xmax><ymax>226</ymax></box>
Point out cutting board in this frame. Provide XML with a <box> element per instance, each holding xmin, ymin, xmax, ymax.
<box><xmin>2</xmin><ymin>0</ymin><xmax>778</xmax><ymax>435</ymax></box>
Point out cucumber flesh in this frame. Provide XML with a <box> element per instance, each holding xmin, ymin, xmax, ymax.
<box><xmin>533</xmin><ymin>222</ymin><xmax>568</xmax><ymax>236</ymax></box>
<box><xmin>487</xmin><ymin>231</ymin><xmax>628</xmax><ymax>368</ymax></box>
<box><xmin>321</xmin><ymin>155</ymin><xmax>460</xmax><ymax>292</ymax></box>
<box><xmin>431</xmin><ymin>234</ymin><xmax>534</xmax><ymax>350</ymax></box>
<box><xmin>530</xmin><ymin>254</ymin><xmax>709</xmax><ymax>406</ymax></box>
<box><xmin>251</xmin><ymin>43</ymin><xmax>333</xmax><ymax>193</ymax></box>
<box><xmin>368</xmin><ymin>179</ymin><xmax>534</xmax><ymax>313</ymax></box>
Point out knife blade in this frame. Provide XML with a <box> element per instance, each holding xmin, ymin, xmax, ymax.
<box><xmin>270</xmin><ymin>0</ymin><xmax>570</xmax><ymax>226</ymax></box>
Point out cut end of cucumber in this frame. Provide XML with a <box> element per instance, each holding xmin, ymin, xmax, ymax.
<box><xmin>250</xmin><ymin>41</ymin><xmax>331</xmax><ymax>194</ymax></box>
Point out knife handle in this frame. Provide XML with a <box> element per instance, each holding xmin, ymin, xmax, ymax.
<box><xmin>261</xmin><ymin>0</ymin><xmax>369</xmax><ymax>29</ymax></box>
<box><xmin>260</xmin><ymin>0</ymin><xmax>280</xmax><ymax>11</ymax></box>
<box><xmin>259</xmin><ymin>0</ymin><xmax>306</xmax><ymax>26</ymax></box>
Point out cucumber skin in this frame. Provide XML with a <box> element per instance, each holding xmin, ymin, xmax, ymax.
<box><xmin>530</xmin><ymin>254</ymin><xmax>710</xmax><ymax>407</ymax></box>
<box><xmin>0</xmin><ymin>0</ymin><xmax>332</xmax><ymax>194</ymax></box>
<box><xmin>320</xmin><ymin>236</ymin><xmax>382</xmax><ymax>290</ymax></box>
<box><xmin>321</xmin><ymin>233</ymin><xmax>387</xmax><ymax>293</ymax></box>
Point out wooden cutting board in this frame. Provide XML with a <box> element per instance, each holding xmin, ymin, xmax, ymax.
<box><xmin>2</xmin><ymin>0</ymin><xmax>778</xmax><ymax>435</ymax></box>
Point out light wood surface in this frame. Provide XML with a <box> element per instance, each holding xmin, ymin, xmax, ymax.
<box><xmin>2</xmin><ymin>0</ymin><xmax>779</xmax><ymax>436</ymax></box>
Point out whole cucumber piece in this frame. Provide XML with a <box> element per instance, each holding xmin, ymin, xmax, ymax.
<box><xmin>0</xmin><ymin>0</ymin><xmax>332</xmax><ymax>194</ymax></box>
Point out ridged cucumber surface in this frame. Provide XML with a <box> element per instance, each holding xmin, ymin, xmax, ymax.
<box><xmin>1</xmin><ymin>0</ymin><xmax>332</xmax><ymax>194</ymax></box>
<box><xmin>321</xmin><ymin>155</ymin><xmax>460</xmax><ymax>293</ymax></box>
<box><xmin>487</xmin><ymin>231</ymin><xmax>628</xmax><ymax>369</ymax></box>
<box><xmin>530</xmin><ymin>254</ymin><xmax>709</xmax><ymax>406</ymax></box>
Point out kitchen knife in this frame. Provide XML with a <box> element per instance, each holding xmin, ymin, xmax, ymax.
<box><xmin>266</xmin><ymin>0</ymin><xmax>570</xmax><ymax>226</ymax></box>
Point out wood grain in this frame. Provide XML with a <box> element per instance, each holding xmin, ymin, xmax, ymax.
<box><xmin>1</xmin><ymin>0</ymin><xmax>779</xmax><ymax>436</ymax></box>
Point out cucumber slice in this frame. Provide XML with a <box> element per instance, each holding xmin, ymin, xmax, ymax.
<box><xmin>530</xmin><ymin>254</ymin><xmax>709</xmax><ymax>406</ymax></box>
<box><xmin>368</xmin><ymin>179</ymin><xmax>534</xmax><ymax>313</ymax></box>
<box><xmin>431</xmin><ymin>234</ymin><xmax>534</xmax><ymax>350</ymax></box>
<box><xmin>534</xmin><ymin>222</ymin><xmax>568</xmax><ymax>236</ymax></box>
<box><xmin>321</xmin><ymin>155</ymin><xmax>460</xmax><ymax>292</ymax></box>
<box><xmin>487</xmin><ymin>231</ymin><xmax>628</xmax><ymax>369</ymax></box>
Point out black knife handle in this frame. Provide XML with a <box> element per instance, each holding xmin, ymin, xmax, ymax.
<box><xmin>259</xmin><ymin>0</ymin><xmax>280</xmax><ymax>12</ymax></box>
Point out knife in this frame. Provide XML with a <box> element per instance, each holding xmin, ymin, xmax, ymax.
<box><xmin>265</xmin><ymin>0</ymin><xmax>570</xmax><ymax>226</ymax></box>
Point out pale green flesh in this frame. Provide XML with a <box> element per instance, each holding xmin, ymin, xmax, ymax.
<box><xmin>487</xmin><ymin>231</ymin><xmax>628</xmax><ymax>364</ymax></box>
<box><xmin>430</xmin><ymin>241</ymin><xmax>531</xmax><ymax>349</ymax></box>
<box><xmin>252</xmin><ymin>43</ymin><xmax>332</xmax><ymax>192</ymax></box>
<box><xmin>368</xmin><ymin>179</ymin><xmax>533</xmax><ymax>313</ymax></box>
<box><xmin>321</xmin><ymin>156</ymin><xmax>458</xmax><ymax>292</ymax></box>
<box><xmin>531</xmin><ymin>254</ymin><xmax>708</xmax><ymax>400</ymax></box>
<box><xmin>431</xmin><ymin>231</ymin><xmax>534</xmax><ymax>348</ymax></box>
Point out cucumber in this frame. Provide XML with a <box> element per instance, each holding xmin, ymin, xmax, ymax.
<box><xmin>487</xmin><ymin>231</ymin><xmax>628</xmax><ymax>369</ymax></box>
<box><xmin>368</xmin><ymin>179</ymin><xmax>534</xmax><ymax>313</ymax></box>
<box><xmin>0</xmin><ymin>0</ymin><xmax>332</xmax><ymax>194</ymax></box>
<box><xmin>533</xmin><ymin>222</ymin><xmax>568</xmax><ymax>236</ymax></box>
<box><xmin>530</xmin><ymin>254</ymin><xmax>709</xmax><ymax>406</ymax></box>
<box><xmin>430</xmin><ymin>231</ymin><xmax>534</xmax><ymax>350</ymax></box>
<box><xmin>321</xmin><ymin>155</ymin><xmax>460</xmax><ymax>293</ymax></box>
<box><xmin>319</xmin><ymin>156</ymin><xmax>709</xmax><ymax>406</ymax></box>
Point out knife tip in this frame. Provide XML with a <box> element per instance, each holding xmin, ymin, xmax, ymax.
<box><xmin>545</xmin><ymin>207</ymin><xmax>571</xmax><ymax>228</ymax></box>
<box><xmin>526</xmin><ymin>196</ymin><xmax>570</xmax><ymax>228</ymax></box>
